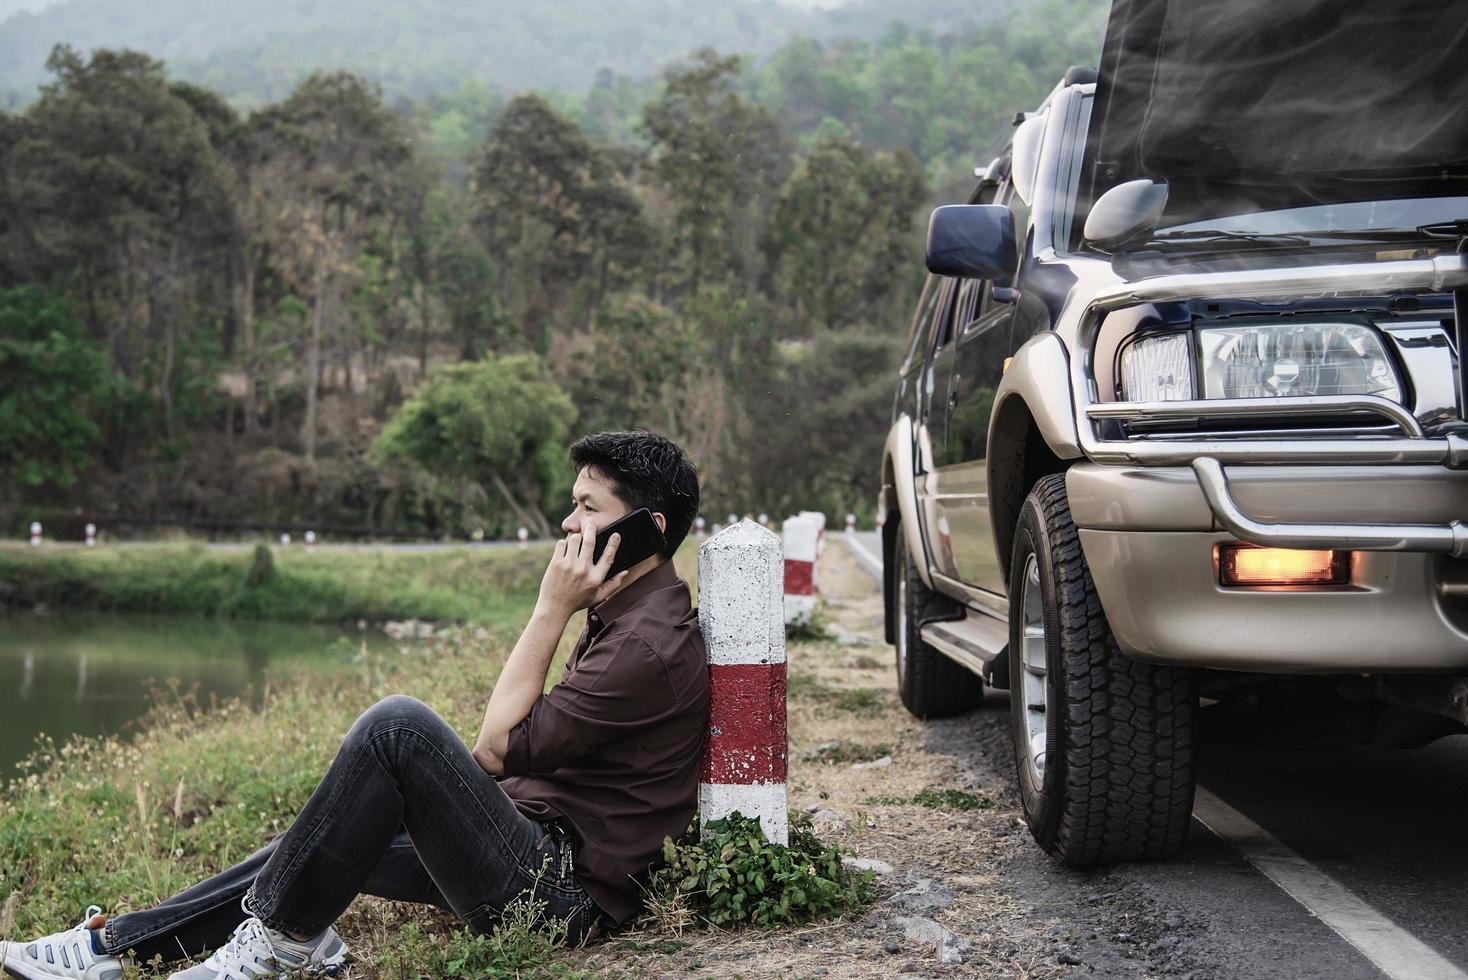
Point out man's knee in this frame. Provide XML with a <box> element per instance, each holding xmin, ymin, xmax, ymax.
<box><xmin>350</xmin><ymin>694</ymin><xmax>440</xmax><ymax>740</ymax></box>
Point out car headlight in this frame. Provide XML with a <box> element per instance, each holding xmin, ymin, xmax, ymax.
<box><xmin>1198</xmin><ymin>322</ymin><xmax>1400</xmax><ymax>402</ymax></box>
<box><xmin>1119</xmin><ymin>333</ymin><xmax>1194</xmax><ymax>401</ymax></box>
<box><xmin>1117</xmin><ymin>322</ymin><xmax>1402</xmax><ymax>403</ymax></box>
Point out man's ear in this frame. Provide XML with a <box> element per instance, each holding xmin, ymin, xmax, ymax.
<box><xmin>653</xmin><ymin>512</ymin><xmax>667</xmax><ymax>534</ymax></box>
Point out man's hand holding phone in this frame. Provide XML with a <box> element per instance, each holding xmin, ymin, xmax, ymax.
<box><xmin>537</xmin><ymin>522</ymin><xmax>627</xmax><ymax>620</ymax></box>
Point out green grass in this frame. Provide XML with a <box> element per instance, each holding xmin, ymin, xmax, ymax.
<box><xmin>865</xmin><ymin>789</ymin><xmax>995</xmax><ymax>811</ymax></box>
<box><xmin>0</xmin><ymin>627</ymin><xmax>543</xmax><ymax>970</ymax></box>
<box><xmin>0</xmin><ymin>542</ymin><xmax>551</xmax><ymax>625</ymax></box>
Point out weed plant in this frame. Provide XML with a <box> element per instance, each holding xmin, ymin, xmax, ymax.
<box><xmin>865</xmin><ymin>789</ymin><xmax>995</xmax><ymax>811</ymax></box>
<box><xmin>647</xmin><ymin>812</ymin><xmax>875</xmax><ymax>930</ymax></box>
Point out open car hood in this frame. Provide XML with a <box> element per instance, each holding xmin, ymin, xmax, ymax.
<box><xmin>1088</xmin><ymin>0</ymin><xmax>1468</xmax><ymax>222</ymax></box>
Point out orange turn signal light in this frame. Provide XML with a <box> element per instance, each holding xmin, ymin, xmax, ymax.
<box><xmin>1217</xmin><ymin>545</ymin><xmax>1350</xmax><ymax>587</ymax></box>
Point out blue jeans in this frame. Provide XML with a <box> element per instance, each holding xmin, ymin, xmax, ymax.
<box><xmin>101</xmin><ymin>696</ymin><xmax>603</xmax><ymax>963</ymax></box>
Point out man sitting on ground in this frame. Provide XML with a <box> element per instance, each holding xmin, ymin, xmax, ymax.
<box><xmin>3</xmin><ymin>429</ymin><xmax>708</xmax><ymax>980</ymax></box>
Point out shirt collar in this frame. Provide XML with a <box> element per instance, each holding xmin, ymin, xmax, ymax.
<box><xmin>588</xmin><ymin>559</ymin><xmax>679</xmax><ymax>634</ymax></box>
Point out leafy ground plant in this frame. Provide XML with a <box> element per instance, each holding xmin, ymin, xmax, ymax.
<box><xmin>865</xmin><ymin>789</ymin><xmax>995</xmax><ymax>811</ymax></box>
<box><xmin>646</xmin><ymin>812</ymin><xmax>875</xmax><ymax>930</ymax></box>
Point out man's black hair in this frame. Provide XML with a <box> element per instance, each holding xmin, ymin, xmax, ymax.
<box><xmin>569</xmin><ymin>430</ymin><xmax>700</xmax><ymax>560</ymax></box>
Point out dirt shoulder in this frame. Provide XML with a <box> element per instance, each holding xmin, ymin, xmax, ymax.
<box><xmin>565</xmin><ymin>541</ymin><xmax>1071</xmax><ymax>979</ymax></box>
<box><xmin>562</xmin><ymin>539</ymin><xmax>1379</xmax><ymax>980</ymax></box>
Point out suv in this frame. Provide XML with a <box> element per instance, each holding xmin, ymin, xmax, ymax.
<box><xmin>880</xmin><ymin>0</ymin><xmax>1468</xmax><ymax>865</ymax></box>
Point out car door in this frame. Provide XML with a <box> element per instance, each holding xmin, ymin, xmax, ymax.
<box><xmin>931</xmin><ymin>178</ymin><xmax>1020</xmax><ymax>598</ymax></box>
<box><xmin>941</xmin><ymin>281</ymin><xmax>1012</xmax><ymax>594</ymax></box>
<box><xmin>916</xmin><ymin>277</ymin><xmax>961</xmax><ymax>580</ymax></box>
<box><xmin>924</xmin><ymin>276</ymin><xmax>980</xmax><ymax>583</ymax></box>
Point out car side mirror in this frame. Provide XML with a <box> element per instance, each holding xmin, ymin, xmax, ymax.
<box><xmin>1083</xmin><ymin>179</ymin><xmax>1169</xmax><ymax>252</ymax></box>
<box><xmin>925</xmin><ymin>205</ymin><xmax>1016</xmax><ymax>283</ymax></box>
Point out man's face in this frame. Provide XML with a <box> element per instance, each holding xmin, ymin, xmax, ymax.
<box><xmin>562</xmin><ymin>467</ymin><xmax>631</xmax><ymax>537</ymax></box>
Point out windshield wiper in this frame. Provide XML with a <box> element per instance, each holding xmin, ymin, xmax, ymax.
<box><xmin>1417</xmin><ymin>220</ymin><xmax>1468</xmax><ymax>239</ymax></box>
<box><xmin>1144</xmin><ymin>228</ymin><xmax>1313</xmax><ymax>250</ymax></box>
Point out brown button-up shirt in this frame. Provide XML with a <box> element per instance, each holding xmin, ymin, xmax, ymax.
<box><xmin>498</xmin><ymin>559</ymin><xmax>709</xmax><ymax>925</ymax></box>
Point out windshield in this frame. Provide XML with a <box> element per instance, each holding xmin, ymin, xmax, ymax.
<box><xmin>1155</xmin><ymin>196</ymin><xmax>1468</xmax><ymax>239</ymax></box>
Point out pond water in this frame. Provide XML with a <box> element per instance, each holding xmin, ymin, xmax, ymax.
<box><xmin>0</xmin><ymin>612</ymin><xmax>389</xmax><ymax>778</ymax></box>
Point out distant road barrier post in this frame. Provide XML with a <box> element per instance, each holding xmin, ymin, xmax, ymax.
<box><xmin>781</xmin><ymin>514</ymin><xmax>819</xmax><ymax>629</ymax></box>
<box><xmin>697</xmin><ymin>520</ymin><xmax>789</xmax><ymax>845</ymax></box>
<box><xmin>517</xmin><ymin>526</ymin><xmax>528</xmax><ymax>549</ymax></box>
<box><xmin>29</xmin><ymin>521</ymin><xmax>41</xmax><ymax>546</ymax></box>
<box><xmin>84</xmin><ymin>523</ymin><xmax>96</xmax><ymax>547</ymax></box>
<box><xmin>797</xmin><ymin>510</ymin><xmax>826</xmax><ymax>591</ymax></box>
<box><xmin>279</xmin><ymin>533</ymin><xmax>291</xmax><ymax>547</ymax></box>
<box><xmin>845</xmin><ymin>512</ymin><xmax>856</xmax><ymax>533</ymax></box>
<box><xmin>693</xmin><ymin>515</ymin><xmax>706</xmax><ymax>540</ymax></box>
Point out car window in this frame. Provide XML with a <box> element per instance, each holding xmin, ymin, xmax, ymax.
<box><xmin>902</xmin><ymin>277</ymin><xmax>939</xmax><ymax>371</ymax></box>
<box><xmin>998</xmin><ymin>179</ymin><xmax>1030</xmax><ymax>279</ymax></box>
<box><xmin>930</xmin><ymin>279</ymin><xmax>959</xmax><ymax>352</ymax></box>
<box><xmin>953</xmin><ymin>278</ymin><xmax>982</xmax><ymax>334</ymax></box>
<box><xmin>1055</xmin><ymin>93</ymin><xmax>1093</xmax><ymax>253</ymax></box>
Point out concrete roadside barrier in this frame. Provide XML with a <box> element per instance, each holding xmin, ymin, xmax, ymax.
<box><xmin>781</xmin><ymin>514</ymin><xmax>819</xmax><ymax>629</ymax></box>
<box><xmin>697</xmin><ymin>520</ymin><xmax>788</xmax><ymax>845</ymax></box>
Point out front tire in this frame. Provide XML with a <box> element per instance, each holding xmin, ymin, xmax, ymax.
<box><xmin>893</xmin><ymin>521</ymin><xmax>983</xmax><ymax>718</ymax></box>
<box><xmin>1008</xmin><ymin>474</ymin><xmax>1196</xmax><ymax>864</ymax></box>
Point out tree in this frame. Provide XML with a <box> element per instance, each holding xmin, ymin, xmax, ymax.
<box><xmin>240</xmin><ymin>72</ymin><xmax>414</xmax><ymax>457</ymax></box>
<box><xmin>472</xmin><ymin>94</ymin><xmax>649</xmax><ymax>352</ymax></box>
<box><xmin>765</xmin><ymin>135</ymin><xmax>927</xmax><ymax>330</ymax></box>
<box><xmin>744</xmin><ymin>329</ymin><xmax>903</xmax><ymax>518</ymax></box>
<box><xmin>642</xmin><ymin>50</ymin><xmax>788</xmax><ymax>296</ymax></box>
<box><xmin>370</xmin><ymin>353</ymin><xmax>574</xmax><ymax>537</ymax></box>
<box><xmin>0</xmin><ymin>287</ymin><xmax>105</xmax><ymax>505</ymax></box>
<box><xmin>6</xmin><ymin>46</ymin><xmax>233</xmax><ymax>455</ymax></box>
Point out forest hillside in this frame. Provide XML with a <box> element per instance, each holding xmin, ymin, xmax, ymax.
<box><xmin>0</xmin><ymin>0</ymin><xmax>1107</xmax><ymax>540</ymax></box>
<box><xmin>2</xmin><ymin>0</ymin><xmax>1025</xmax><ymax>104</ymax></box>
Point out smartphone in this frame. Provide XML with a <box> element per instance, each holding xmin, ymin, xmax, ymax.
<box><xmin>589</xmin><ymin>507</ymin><xmax>667</xmax><ymax>577</ymax></box>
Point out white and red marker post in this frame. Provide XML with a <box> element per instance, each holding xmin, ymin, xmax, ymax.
<box><xmin>697</xmin><ymin>520</ymin><xmax>788</xmax><ymax>845</ymax></box>
<box><xmin>797</xmin><ymin>510</ymin><xmax>826</xmax><ymax>592</ymax></box>
<box><xmin>781</xmin><ymin>514</ymin><xmax>819</xmax><ymax>629</ymax></box>
<box><xmin>28</xmin><ymin>521</ymin><xmax>41</xmax><ymax>546</ymax></box>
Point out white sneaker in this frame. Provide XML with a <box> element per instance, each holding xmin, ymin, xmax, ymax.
<box><xmin>1</xmin><ymin>905</ymin><xmax>125</xmax><ymax>980</ymax></box>
<box><xmin>168</xmin><ymin>917</ymin><xmax>348</xmax><ymax>980</ymax></box>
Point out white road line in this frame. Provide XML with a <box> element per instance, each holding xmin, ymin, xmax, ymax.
<box><xmin>841</xmin><ymin>534</ymin><xmax>883</xmax><ymax>583</ymax></box>
<box><xmin>1193</xmin><ymin>787</ymin><xmax>1468</xmax><ymax>980</ymax></box>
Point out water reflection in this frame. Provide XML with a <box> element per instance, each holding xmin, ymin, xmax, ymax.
<box><xmin>0</xmin><ymin>612</ymin><xmax>388</xmax><ymax>776</ymax></box>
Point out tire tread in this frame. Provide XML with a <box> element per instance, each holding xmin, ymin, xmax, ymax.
<box><xmin>1027</xmin><ymin>473</ymin><xmax>1195</xmax><ymax>864</ymax></box>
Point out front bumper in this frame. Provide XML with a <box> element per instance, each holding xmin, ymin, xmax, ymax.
<box><xmin>1067</xmin><ymin>463</ymin><xmax>1468</xmax><ymax>672</ymax></box>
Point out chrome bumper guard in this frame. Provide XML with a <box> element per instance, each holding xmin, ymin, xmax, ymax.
<box><xmin>1192</xmin><ymin>457</ymin><xmax>1468</xmax><ymax>557</ymax></box>
<box><xmin>1073</xmin><ymin>253</ymin><xmax>1468</xmax><ymax>556</ymax></box>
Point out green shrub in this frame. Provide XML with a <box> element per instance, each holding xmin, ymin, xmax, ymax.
<box><xmin>647</xmin><ymin>812</ymin><xmax>874</xmax><ymax>929</ymax></box>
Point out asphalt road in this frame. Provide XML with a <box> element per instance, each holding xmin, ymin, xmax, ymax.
<box><xmin>841</xmin><ymin>534</ymin><xmax>1468</xmax><ymax>980</ymax></box>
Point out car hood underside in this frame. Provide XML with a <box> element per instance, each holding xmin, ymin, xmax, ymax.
<box><xmin>1089</xmin><ymin>0</ymin><xmax>1468</xmax><ymax>220</ymax></box>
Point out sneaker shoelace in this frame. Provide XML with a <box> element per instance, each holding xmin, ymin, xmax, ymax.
<box><xmin>201</xmin><ymin>918</ymin><xmax>277</xmax><ymax>976</ymax></box>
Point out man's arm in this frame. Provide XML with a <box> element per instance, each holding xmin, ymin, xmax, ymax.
<box><xmin>472</xmin><ymin>523</ymin><xmax>623</xmax><ymax>775</ymax></box>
